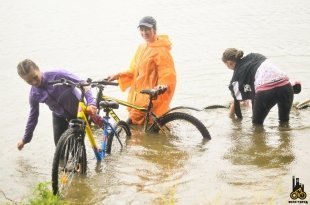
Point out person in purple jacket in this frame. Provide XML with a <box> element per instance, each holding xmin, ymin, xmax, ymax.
<box><xmin>16</xmin><ymin>59</ymin><xmax>97</xmax><ymax>150</ymax></box>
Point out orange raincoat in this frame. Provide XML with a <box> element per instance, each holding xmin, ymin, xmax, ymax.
<box><xmin>118</xmin><ymin>35</ymin><xmax>176</xmax><ymax>124</ymax></box>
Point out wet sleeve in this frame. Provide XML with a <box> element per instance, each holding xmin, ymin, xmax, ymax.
<box><xmin>23</xmin><ymin>98</ymin><xmax>39</xmax><ymax>143</ymax></box>
<box><xmin>229</xmin><ymin>83</ymin><xmax>243</xmax><ymax>119</ymax></box>
<box><xmin>234</xmin><ymin>99</ymin><xmax>242</xmax><ymax>119</ymax></box>
<box><xmin>118</xmin><ymin>69</ymin><xmax>134</xmax><ymax>91</ymax></box>
<box><xmin>118</xmin><ymin>48</ymin><xmax>140</xmax><ymax>91</ymax></box>
<box><xmin>85</xmin><ymin>89</ymin><xmax>96</xmax><ymax>106</ymax></box>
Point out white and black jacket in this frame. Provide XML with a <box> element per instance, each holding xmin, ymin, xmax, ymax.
<box><xmin>228</xmin><ymin>53</ymin><xmax>267</xmax><ymax>118</ymax></box>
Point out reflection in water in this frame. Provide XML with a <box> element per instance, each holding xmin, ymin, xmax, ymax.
<box><xmin>62</xmin><ymin>129</ymin><xmax>209</xmax><ymax>204</ymax></box>
<box><xmin>225</xmin><ymin>126</ymin><xmax>294</xmax><ymax>168</ymax></box>
<box><xmin>120</xmin><ymin>131</ymin><xmax>190</xmax><ymax>203</ymax></box>
<box><xmin>222</xmin><ymin>122</ymin><xmax>295</xmax><ymax>204</ymax></box>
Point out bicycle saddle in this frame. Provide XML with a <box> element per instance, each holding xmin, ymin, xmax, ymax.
<box><xmin>140</xmin><ymin>89</ymin><xmax>156</xmax><ymax>96</ymax></box>
<box><xmin>140</xmin><ymin>86</ymin><xmax>168</xmax><ymax>98</ymax></box>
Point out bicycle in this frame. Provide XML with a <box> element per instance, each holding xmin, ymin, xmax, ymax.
<box><xmin>49</xmin><ymin>78</ymin><xmax>131</xmax><ymax>197</ymax></box>
<box><xmin>94</xmin><ymin>84</ymin><xmax>211</xmax><ymax>147</ymax></box>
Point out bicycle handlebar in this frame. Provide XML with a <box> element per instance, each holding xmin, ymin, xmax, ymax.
<box><xmin>87</xmin><ymin>78</ymin><xmax>119</xmax><ymax>87</ymax></box>
<box><xmin>48</xmin><ymin>78</ymin><xmax>119</xmax><ymax>88</ymax></box>
<box><xmin>48</xmin><ymin>78</ymin><xmax>88</xmax><ymax>87</ymax></box>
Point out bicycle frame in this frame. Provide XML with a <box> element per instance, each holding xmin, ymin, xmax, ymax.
<box><xmin>76</xmin><ymin>99</ymin><xmax>123</xmax><ymax>160</ymax></box>
<box><xmin>51</xmin><ymin>78</ymin><xmax>132</xmax><ymax>196</ymax></box>
<box><xmin>50</xmin><ymin>78</ymin><xmax>121</xmax><ymax>161</ymax></box>
<box><xmin>96</xmin><ymin>85</ymin><xmax>155</xmax><ymax>132</ymax></box>
<box><xmin>94</xmin><ymin>83</ymin><xmax>210</xmax><ymax>139</ymax></box>
<box><xmin>101</xmin><ymin>95</ymin><xmax>202</xmax><ymax>117</ymax></box>
<box><xmin>76</xmin><ymin>101</ymin><xmax>102</xmax><ymax>159</ymax></box>
<box><xmin>101</xmin><ymin>95</ymin><xmax>163</xmax><ymax>132</ymax></box>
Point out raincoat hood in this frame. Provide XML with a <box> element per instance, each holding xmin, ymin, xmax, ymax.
<box><xmin>149</xmin><ymin>35</ymin><xmax>172</xmax><ymax>49</ymax></box>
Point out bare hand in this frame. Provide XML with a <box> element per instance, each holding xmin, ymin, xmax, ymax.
<box><xmin>17</xmin><ymin>140</ymin><xmax>25</xmax><ymax>150</ymax></box>
<box><xmin>87</xmin><ymin>105</ymin><xmax>98</xmax><ymax>116</ymax></box>
<box><xmin>106</xmin><ymin>74</ymin><xmax>119</xmax><ymax>82</ymax></box>
<box><xmin>154</xmin><ymin>84</ymin><xmax>167</xmax><ymax>89</ymax></box>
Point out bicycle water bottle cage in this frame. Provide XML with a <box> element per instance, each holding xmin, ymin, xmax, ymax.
<box><xmin>99</xmin><ymin>100</ymin><xmax>119</xmax><ymax>109</ymax></box>
<box><xmin>69</xmin><ymin>119</ymin><xmax>86</xmax><ymax>131</ymax></box>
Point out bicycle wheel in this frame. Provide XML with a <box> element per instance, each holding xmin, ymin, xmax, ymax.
<box><xmin>155</xmin><ymin>112</ymin><xmax>211</xmax><ymax>140</ymax></box>
<box><xmin>106</xmin><ymin>120</ymin><xmax>131</xmax><ymax>154</ymax></box>
<box><xmin>52</xmin><ymin>128</ymin><xmax>87</xmax><ymax>196</ymax></box>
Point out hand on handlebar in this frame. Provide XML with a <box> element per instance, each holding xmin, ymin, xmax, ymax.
<box><xmin>154</xmin><ymin>85</ymin><xmax>168</xmax><ymax>95</ymax></box>
<box><xmin>105</xmin><ymin>74</ymin><xmax>119</xmax><ymax>82</ymax></box>
<box><xmin>154</xmin><ymin>84</ymin><xmax>167</xmax><ymax>90</ymax></box>
<box><xmin>86</xmin><ymin>105</ymin><xmax>103</xmax><ymax>127</ymax></box>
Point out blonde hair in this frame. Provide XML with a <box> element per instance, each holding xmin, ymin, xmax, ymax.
<box><xmin>222</xmin><ymin>48</ymin><xmax>244</xmax><ymax>63</ymax></box>
<box><xmin>17</xmin><ymin>59</ymin><xmax>39</xmax><ymax>77</ymax></box>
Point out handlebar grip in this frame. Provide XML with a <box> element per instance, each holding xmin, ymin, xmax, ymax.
<box><xmin>104</xmin><ymin>81</ymin><xmax>119</xmax><ymax>86</ymax></box>
<box><xmin>92</xmin><ymin>80</ymin><xmax>119</xmax><ymax>86</ymax></box>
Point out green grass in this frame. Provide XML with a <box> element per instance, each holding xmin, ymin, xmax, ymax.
<box><xmin>26</xmin><ymin>182</ymin><xmax>67</xmax><ymax>205</ymax></box>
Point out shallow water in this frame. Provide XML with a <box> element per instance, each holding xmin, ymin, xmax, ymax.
<box><xmin>1</xmin><ymin>0</ymin><xmax>310</xmax><ymax>204</ymax></box>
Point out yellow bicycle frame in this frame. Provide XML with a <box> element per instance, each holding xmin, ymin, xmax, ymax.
<box><xmin>102</xmin><ymin>95</ymin><xmax>147</xmax><ymax>111</ymax></box>
<box><xmin>101</xmin><ymin>95</ymin><xmax>161</xmax><ymax>132</ymax></box>
<box><xmin>77</xmin><ymin>101</ymin><xmax>98</xmax><ymax>152</ymax></box>
<box><xmin>101</xmin><ymin>95</ymin><xmax>148</xmax><ymax>123</ymax></box>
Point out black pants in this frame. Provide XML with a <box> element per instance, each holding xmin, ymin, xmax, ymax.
<box><xmin>52</xmin><ymin>114</ymin><xmax>69</xmax><ymax>146</ymax></box>
<box><xmin>252</xmin><ymin>83</ymin><xmax>294</xmax><ymax>124</ymax></box>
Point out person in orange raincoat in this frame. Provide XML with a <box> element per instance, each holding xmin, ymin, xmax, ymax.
<box><xmin>107</xmin><ymin>16</ymin><xmax>177</xmax><ymax>125</ymax></box>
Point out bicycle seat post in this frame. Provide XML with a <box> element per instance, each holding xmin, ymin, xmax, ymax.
<box><xmin>142</xmin><ymin>96</ymin><xmax>153</xmax><ymax>132</ymax></box>
<box><xmin>96</xmin><ymin>86</ymin><xmax>104</xmax><ymax>110</ymax></box>
<box><xmin>103</xmin><ymin>107</ymin><xmax>110</xmax><ymax>118</ymax></box>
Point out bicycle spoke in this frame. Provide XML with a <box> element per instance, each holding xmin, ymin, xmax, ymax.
<box><xmin>52</xmin><ymin>129</ymin><xmax>87</xmax><ymax>197</ymax></box>
<box><xmin>106</xmin><ymin>121</ymin><xmax>131</xmax><ymax>154</ymax></box>
<box><xmin>58</xmin><ymin>143</ymin><xmax>80</xmax><ymax>194</ymax></box>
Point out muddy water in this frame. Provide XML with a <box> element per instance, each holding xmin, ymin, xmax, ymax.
<box><xmin>1</xmin><ymin>0</ymin><xmax>310</xmax><ymax>204</ymax></box>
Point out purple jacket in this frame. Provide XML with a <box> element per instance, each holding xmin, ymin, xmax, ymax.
<box><xmin>23</xmin><ymin>69</ymin><xmax>96</xmax><ymax>143</ymax></box>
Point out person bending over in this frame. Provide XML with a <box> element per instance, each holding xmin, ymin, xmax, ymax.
<box><xmin>17</xmin><ymin>59</ymin><xmax>97</xmax><ymax>150</ymax></box>
<box><xmin>222</xmin><ymin>48</ymin><xmax>294</xmax><ymax>125</ymax></box>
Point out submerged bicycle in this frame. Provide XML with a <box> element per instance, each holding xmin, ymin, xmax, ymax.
<box><xmin>93</xmin><ymin>82</ymin><xmax>211</xmax><ymax>146</ymax></box>
<box><xmin>49</xmin><ymin>78</ymin><xmax>131</xmax><ymax>197</ymax></box>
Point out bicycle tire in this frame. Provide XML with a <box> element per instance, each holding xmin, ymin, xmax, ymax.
<box><xmin>52</xmin><ymin>128</ymin><xmax>87</xmax><ymax>196</ymax></box>
<box><xmin>155</xmin><ymin>112</ymin><xmax>211</xmax><ymax>140</ymax></box>
<box><xmin>106</xmin><ymin>120</ymin><xmax>131</xmax><ymax>154</ymax></box>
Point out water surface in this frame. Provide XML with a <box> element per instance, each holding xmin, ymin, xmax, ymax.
<box><xmin>0</xmin><ymin>0</ymin><xmax>309</xmax><ymax>204</ymax></box>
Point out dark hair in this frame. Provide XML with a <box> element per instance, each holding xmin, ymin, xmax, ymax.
<box><xmin>222</xmin><ymin>48</ymin><xmax>244</xmax><ymax>63</ymax></box>
<box><xmin>17</xmin><ymin>59</ymin><xmax>39</xmax><ymax>77</ymax></box>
